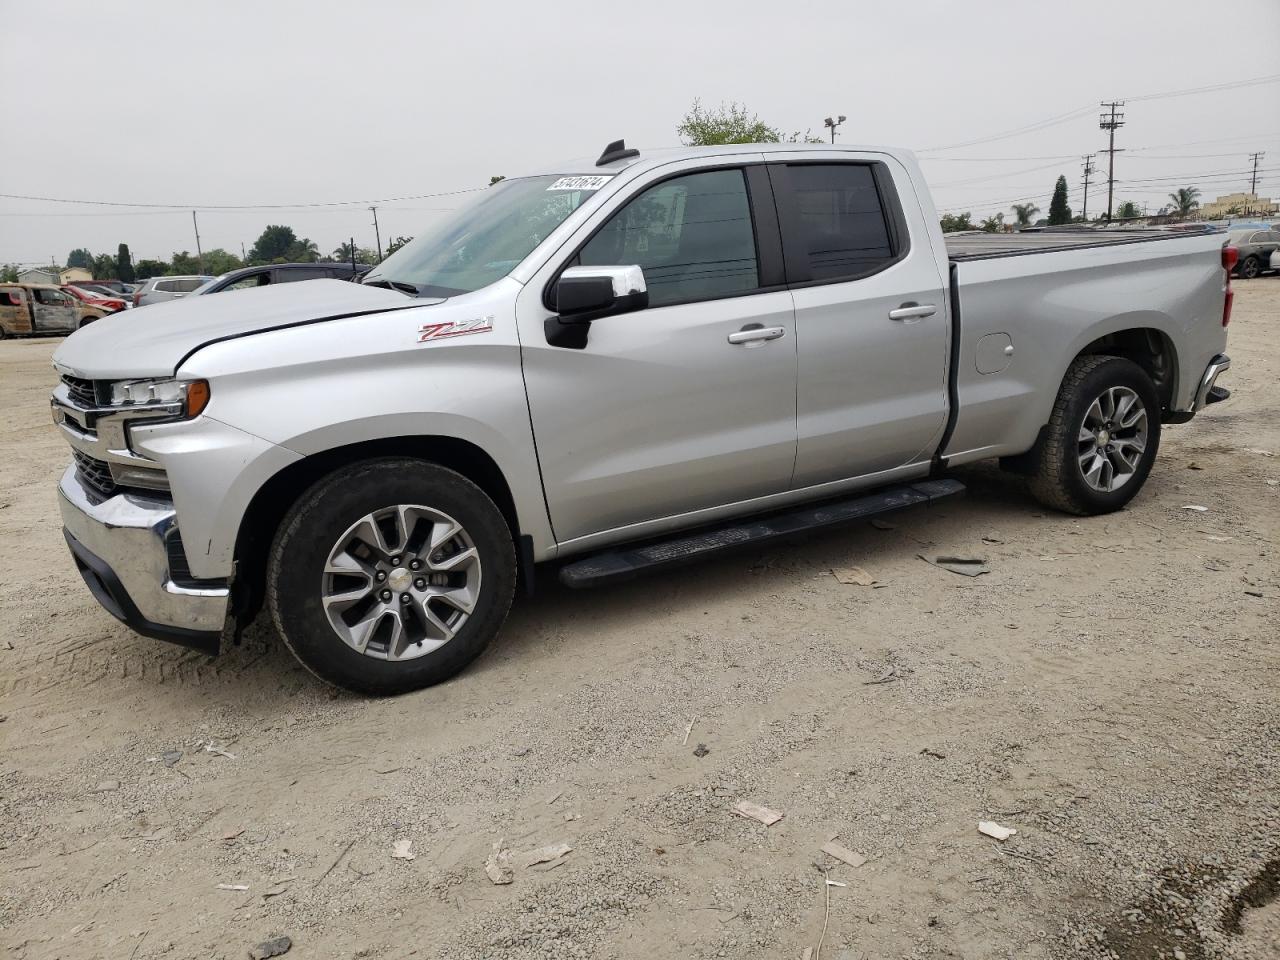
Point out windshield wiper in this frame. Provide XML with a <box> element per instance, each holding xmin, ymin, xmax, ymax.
<box><xmin>362</xmin><ymin>278</ymin><xmax>421</xmax><ymax>296</ymax></box>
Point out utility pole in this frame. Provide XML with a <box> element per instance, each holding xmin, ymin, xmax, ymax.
<box><xmin>1080</xmin><ymin>154</ymin><xmax>1096</xmax><ymax>222</ymax></box>
<box><xmin>369</xmin><ymin>206</ymin><xmax>383</xmax><ymax>262</ymax></box>
<box><xmin>192</xmin><ymin>211</ymin><xmax>204</xmax><ymax>274</ymax></box>
<box><xmin>1099</xmin><ymin>101</ymin><xmax>1125</xmax><ymax>223</ymax></box>
<box><xmin>240</xmin><ymin>241</ymin><xmax>246</xmax><ymax>262</ymax></box>
<box><xmin>1248</xmin><ymin>151</ymin><xmax>1265</xmax><ymax>196</ymax></box>
<box><xmin>350</xmin><ymin>236</ymin><xmax>356</xmax><ymax>273</ymax></box>
<box><xmin>823</xmin><ymin>115</ymin><xmax>846</xmax><ymax>144</ymax></box>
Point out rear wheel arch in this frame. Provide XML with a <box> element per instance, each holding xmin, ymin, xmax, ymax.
<box><xmin>231</xmin><ymin>436</ymin><xmax>521</xmax><ymax>628</ymax></box>
<box><xmin>1071</xmin><ymin>327</ymin><xmax>1178</xmax><ymax>413</ymax></box>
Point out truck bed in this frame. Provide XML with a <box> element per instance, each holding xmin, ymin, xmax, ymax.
<box><xmin>945</xmin><ymin>226</ymin><xmax>1223</xmax><ymax>261</ymax></box>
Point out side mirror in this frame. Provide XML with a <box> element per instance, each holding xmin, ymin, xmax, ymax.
<box><xmin>546</xmin><ymin>265</ymin><xmax>647</xmax><ymax>348</ymax></box>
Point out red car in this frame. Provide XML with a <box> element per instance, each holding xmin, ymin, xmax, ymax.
<box><xmin>62</xmin><ymin>285</ymin><xmax>128</xmax><ymax>313</ymax></box>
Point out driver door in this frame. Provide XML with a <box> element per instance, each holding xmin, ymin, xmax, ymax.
<box><xmin>33</xmin><ymin>288</ymin><xmax>78</xmax><ymax>332</ymax></box>
<box><xmin>516</xmin><ymin>161</ymin><xmax>798</xmax><ymax>547</ymax></box>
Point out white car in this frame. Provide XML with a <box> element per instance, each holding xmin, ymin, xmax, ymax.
<box><xmin>1271</xmin><ymin>248</ymin><xmax>1280</xmax><ymax>272</ymax></box>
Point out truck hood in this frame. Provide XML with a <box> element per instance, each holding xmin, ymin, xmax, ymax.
<box><xmin>53</xmin><ymin>280</ymin><xmax>434</xmax><ymax>379</ymax></box>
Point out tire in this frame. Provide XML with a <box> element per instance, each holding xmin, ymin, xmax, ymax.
<box><xmin>1027</xmin><ymin>355</ymin><xmax>1162</xmax><ymax>516</ymax></box>
<box><xmin>1238</xmin><ymin>255</ymin><xmax>1261</xmax><ymax>279</ymax></box>
<box><xmin>267</xmin><ymin>458</ymin><xmax>516</xmax><ymax>695</ymax></box>
<box><xmin>78</xmin><ymin>317</ymin><xmax>96</xmax><ymax>329</ymax></box>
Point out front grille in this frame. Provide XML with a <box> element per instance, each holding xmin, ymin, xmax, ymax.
<box><xmin>72</xmin><ymin>449</ymin><xmax>118</xmax><ymax>501</ymax></box>
<box><xmin>61</xmin><ymin>375</ymin><xmax>97</xmax><ymax>407</ymax></box>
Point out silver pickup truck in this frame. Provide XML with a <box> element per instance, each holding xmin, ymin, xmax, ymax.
<box><xmin>49</xmin><ymin>141</ymin><xmax>1235</xmax><ymax>694</ymax></box>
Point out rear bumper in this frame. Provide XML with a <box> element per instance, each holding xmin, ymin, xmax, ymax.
<box><xmin>1193</xmin><ymin>354</ymin><xmax>1231</xmax><ymax>412</ymax></box>
<box><xmin>58</xmin><ymin>465</ymin><xmax>227</xmax><ymax>654</ymax></box>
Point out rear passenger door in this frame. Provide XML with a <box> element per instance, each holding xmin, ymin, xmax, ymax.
<box><xmin>768</xmin><ymin>155</ymin><xmax>949</xmax><ymax>488</ymax></box>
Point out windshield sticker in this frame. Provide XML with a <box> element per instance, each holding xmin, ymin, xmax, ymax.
<box><xmin>418</xmin><ymin>316</ymin><xmax>494</xmax><ymax>343</ymax></box>
<box><xmin>546</xmin><ymin>175</ymin><xmax>613</xmax><ymax>192</ymax></box>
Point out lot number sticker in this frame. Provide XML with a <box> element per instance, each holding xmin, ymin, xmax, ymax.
<box><xmin>546</xmin><ymin>175</ymin><xmax>613</xmax><ymax>191</ymax></box>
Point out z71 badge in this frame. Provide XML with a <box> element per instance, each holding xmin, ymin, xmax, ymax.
<box><xmin>417</xmin><ymin>316</ymin><xmax>494</xmax><ymax>343</ymax></box>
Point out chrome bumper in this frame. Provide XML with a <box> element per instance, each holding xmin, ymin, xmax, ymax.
<box><xmin>1193</xmin><ymin>354</ymin><xmax>1231</xmax><ymax>411</ymax></box>
<box><xmin>58</xmin><ymin>465</ymin><xmax>228</xmax><ymax>652</ymax></box>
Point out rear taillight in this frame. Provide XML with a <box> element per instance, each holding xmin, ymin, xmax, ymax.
<box><xmin>1222</xmin><ymin>245</ymin><xmax>1237</xmax><ymax>327</ymax></box>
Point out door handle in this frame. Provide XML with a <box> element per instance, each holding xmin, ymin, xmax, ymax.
<box><xmin>888</xmin><ymin>303</ymin><xmax>937</xmax><ymax>322</ymax></box>
<box><xmin>727</xmin><ymin>325</ymin><xmax>786</xmax><ymax>345</ymax></box>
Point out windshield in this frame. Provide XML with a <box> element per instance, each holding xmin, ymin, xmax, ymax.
<box><xmin>362</xmin><ymin>174</ymin><xmax>610</xmax><ymax>297</ymax></box>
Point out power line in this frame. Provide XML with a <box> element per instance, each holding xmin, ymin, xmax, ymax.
<box><xmin>1123</xmin><ymin>73</ymin><xmax>1280</xmax><ymax>102</ymax></box>
<box><xmin>0</xmin><ymin>185</ymin><xmax>486</xmax><ymax>211</ymax></box>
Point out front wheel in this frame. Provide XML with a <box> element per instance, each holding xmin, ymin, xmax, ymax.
<box><xmin>1027</xmin><ymin>355</ymin><xmax>1161</xmax><ymax>515</ymax></box>
<box><xmin>1238</xmin><ymin>255</ymin><xmax>1261</xmax><ymax>279</ymax></box>
<box><xmin>267</xmin><ymin>458</ymin><xmax>516</xmax><ymax>695</ymax></box>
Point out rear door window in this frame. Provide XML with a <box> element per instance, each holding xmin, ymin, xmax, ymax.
<box><xmin>174</xmin><ymin>278</ymin><xmax>207</xmax><ymax>292</ymax></box>
<box><xmin>771</xmin><ymin>163</ymin><xmax>902</xmax><ymax>283</ymax></box>
<box><xmin>279</xmin><ymin>268</ymin><xmax>328</xmax><ymax>283</ymax></box>
<box><xmin>154</xmin><ymin>280</ymin><xmax>178</xmax><ymax>293</ymax></box>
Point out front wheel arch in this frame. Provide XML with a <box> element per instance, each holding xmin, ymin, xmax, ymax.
<box><xmin>231</xmin><ymin>436</ymin><xmax>520</xmax><ymax>629</ymax></box>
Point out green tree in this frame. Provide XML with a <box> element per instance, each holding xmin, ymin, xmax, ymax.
<box><xmin>678</xmin><ymin>99</ymin><xmax>783</xmax><ymax>145</ymax></box>
<box><xmin>247</xmin><ymin>225</ymin><xmax>299</xmax><ymax>263</ymax></box>
<box><xmin>1115</xmin><ymin>201</ymin><xmax>1141</xmax><ymax>220</ymax></box>
<box><xmin>116</xmin><ymin>243</ymin><xmax>135</xmax><ymax>283</ymax></box>
<box><xmin>1010</xmin><ymin>202</ymin><xmax>1040</xmax><ymax>227</ymax></box>
<box><xmin>169</xmin><ymin>251</ymin><xmax>202</xmax><ymax>274</ymax></box>
<box><xmin>134</xmin><ymin>258</ymin><xmax>169</xmax><ymax>279</ymax></box>
<box><xmin>66</xmin><ymin>248</ymin><xmax>93</xmax><ymax>269</ymax></box>
<box><xmin>980</xmin><ymin>213</ymin><xmax>1005</xmax><ymax>233</ymax></box>
<box><xmin>489</xmin><ymin>175</ymin><xmax>506</xmax><ymax>186</ymax></box>
<box><xmin>333</xmin><ymin>240</ymin><xmax>379</xmax><ymax>262</ymax></box>
<box><xmin>200</xmin><ymin>249</ymin><xmax>243</xmax><ymax>275</ymax></box>
<box><xmin>940</xmin><ymin>212</ymin><xmax>974</xmax><ymax>232</ymax></box>
<box><xmin>384</xmin><ymin>236</ymin><xmax>412</xmax><ymax>256</ymax></box>
<box><xmin>1047</xmin><ymin>176</ymin><xmax>1071</xmax><ymax>225</ymax></box>
<box><xmin>1167</xmin><ymin>187</ymin><xmax>1201</xmax><ymax>218</ymax></box>
<box><xmin>91</xmin><ymin>253</ymin><xmax>117</xmax><ymax>279</ymax></box>
<box><xmin>283</xmin><ymin>238</ymin><xmax>319</xmax><ymax>263</ymax></box>
<box><xmin>1</xmin><ymin>263</ymin><xmax>19</xmax><ymax>282</ymax></box>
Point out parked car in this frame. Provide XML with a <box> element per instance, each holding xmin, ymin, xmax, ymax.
<box><xmin>50</xmin><ymin>140</ymin><xmax>1233</xmax><ymax>695</ymax></box>
<box><xmin>75</xmin><ymin>279</ymin><xmax>131</xmax><ymax>296</ymax></box>
<box><xmin>190</xmin><ymin>262</ymin><xmax>368</xmax><ymax>296</ymax></box>
<box><xmin>1226</xmin><ymin>227</ymin><xmax>1280</xmax><ymax>278</ymax></box>
<box><xmin>1271</xmin><ymin>248</ymin><xmax>1280</xmax><ymax>273</ymax></box>
<box><xmin>64</xmin><ymin>284</ymin><xmax>128</xmax><ymax>313</ymax></box>
<box><xmin>132</xmin><ymin>275</ymin><xmax>214</xmax><ymax>307</ymax></box>
<box><xmin>1</xmin><ymin>283</ymin><xmax>107</xmax><ymax>336</ymax></box>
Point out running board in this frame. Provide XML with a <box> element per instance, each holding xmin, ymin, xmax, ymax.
<box><xmin>558</xmin><ymin>478</ymin><xmax>965</xmax><ymax>589</ymax></box>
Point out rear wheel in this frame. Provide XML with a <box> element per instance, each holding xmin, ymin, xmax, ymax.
<box><xmin>1027</xmin><ymin>355</ymin><xmax>1161</xmax><ymax>515</ymax></box>
<box><xmin>267</xmin><ymin>458</ymin><xmax>516</xmax><ymax>695</ymax></box>
<box><xmin>1238</xmin><ymin>255</ymin><xmax>1261</xmax><ymax>279</ymax></box>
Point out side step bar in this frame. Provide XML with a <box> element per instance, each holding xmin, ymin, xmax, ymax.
<box><xmin>558</xmin><ymin>478</ymin><xmax>965</xmax><ymax>589</ymax></box>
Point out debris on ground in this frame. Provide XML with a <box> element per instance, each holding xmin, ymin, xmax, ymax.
<box><xmin>918</xmin><ymin>554</ymin><xmax>990</xmax><ymax>577</ymax></box>
<box><xmin>919</xmin><ymin>747</ymin><xmax>946</xmax><ymax>759</ymax></box>
<box><xmin>1187</xmin><ymin>462</ymin><xmax>1203</xmax><ymax>470</ymax></box>
<box><xmin>820</xmin><ymin>841</ymin><xmax>867</xmax><ymax>868</ymax></box>
<box><xmin>91</xmin><ymin>780</ymin><xmax>119</xmax><ymax>793</ymax></box>
<box><xmin>216</xmin><ymin>883</ymin><xmax>249</xmax><ymax>891</ymax></box>
<box><xmin>160</xmin><ymin>750</ymin><xmax>181</xmax><ymax>768</ymax></box>
<box><xmin>862</xmin><ymin>666</ymin><xmax>899</xmax><ymax>685</ymax></box>
<box><xmin>1181</xmin><ymin>505</ymin><xmax>1209</xmax><ymax>512</ymax></box>
<box><xmin>693</xmin><ymin>743</ymin><xmax>711</xmax><ymax>758</ymax></box>
<box><xmin>831</xmin><ymin>565</ymin><xmax>876</xmax><ymax>586</ymax></box>
<box><xmin>221</xmin><ymin>828</ymin><xmax>244</xmax><ymax>842</ymax></box>
<box><xmin>733</xmin><ymin>800</ymin><xmax>784</xmax><ymax>826</ymax></box>
<box><xmin>202</xmin><ymin>742</ymin><xmax>236</xmax><ymax>760</ymax></box>
<box><xmin>519</xmin><ymin>842</ymin><xmax>573</xmax><ymax>868</ymax></box>
<box><xmin>485</xmin><ymin>840</ymin><xmax>513</xmax><ymax>885</ymax></box>
<box><xmin>978</xmin><ymin>820</ymin><xmax>1018</xmax><ymax>841</ymax></box>
<box><xmin>390</xmin><ymin>839</ymin><xmax>415</xmax><ymax>861</ymax></box>
<box><xmin>248</xmin><ymin>935</ymin><xmax>292</xmax><ymax>959</ymax></box>
<box><xmin>682</xmin><ymin>716</ymin><xmax>696</xmax><ymax>745</ymax></box>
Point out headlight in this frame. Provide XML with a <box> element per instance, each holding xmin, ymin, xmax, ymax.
<box><xmin>108</xmin><ymin>378</ymin><xmax>210</xmax><ymax>417</ymax></box>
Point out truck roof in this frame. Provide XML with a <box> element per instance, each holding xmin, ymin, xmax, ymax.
<box><xmin>529</xmin><ymin>141</ymin><xmax>914</xmax><ymax>178</ymax></box>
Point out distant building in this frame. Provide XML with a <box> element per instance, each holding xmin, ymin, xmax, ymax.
<box><xmin>1200</xmin><ymin>192</ymin><xmax>1279</xmax><ymax>219</ymax></box>
<box><xmin>60</xmin><ymin>267</ymin><xmax>93</xmax><ymax>284</ymax></box>
<box><xmin>17</xmin><ymin>267</ymin><xmax>59</xmax><ymax>285</ymax></box>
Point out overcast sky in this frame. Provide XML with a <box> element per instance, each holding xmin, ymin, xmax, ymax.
<box><xmin>3</xmin><ymin>0</ymin><xmax>1278</xmax><ymax>268</ymax></box>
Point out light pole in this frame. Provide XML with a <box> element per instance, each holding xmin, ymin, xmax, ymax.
<box><xmin>823</xmin><ymin>115</ymin><xmax>846</xmax><ymax>144</ymax></box>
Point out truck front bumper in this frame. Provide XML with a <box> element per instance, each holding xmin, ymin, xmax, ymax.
<box><xmin>58</xmin><ymin>465</ymin><xmax>228</xmax><ymax>654</ymax></box>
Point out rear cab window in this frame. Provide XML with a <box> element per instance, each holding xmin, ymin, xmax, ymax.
<box><xmin>769</xmin><ymin>161</ymin><xmax>908</xmax><ymax>284</ymax></box>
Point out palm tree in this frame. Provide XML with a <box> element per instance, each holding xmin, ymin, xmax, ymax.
<box><xmin>1167</xmin><ymin>187</ymin><xmax>1201</xmax><ymax>218</ymax></box>
<box><xmin>1010</xmin><ymin>203</ymin><xmax>1040</xmax><ymax>228</ymax></box>
<box><xmin>332</xmin><ymin>240</ymin><xmax>358</xmax><ymax>261</ymax></box>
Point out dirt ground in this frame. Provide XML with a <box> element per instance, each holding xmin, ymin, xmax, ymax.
<box><xmin>1</xmin><ymin>283</ymin><xmax>1277</xmax><ymax>960</ymax></box>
